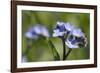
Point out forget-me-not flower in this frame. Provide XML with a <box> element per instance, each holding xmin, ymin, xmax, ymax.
<box><xmin>53</xmin><ymin>21</ymin><xmax>74</xmax><ymax>37</ymax></box>
<box><xmin>65</xmin><ymin>28</ymin><xmax>87</xmax><ymax>48</ymax></box>
<box><xmin>53</xmin><ymin>21</ymin><xmax>66</xmax><ymax>37</ymax></box>
<box><xmin>25</xmin><ymin>27</ymin><xmax>39</xmax><ymax>39</ymax></box>
<box><xmin>64</xmin><ymin>22</ymin><xmax>75</xmax><ymax>33</ymax></box>
<box><xmin>53</xmin><ymin>21</ymin><xmax>87</xmax><ymax>48</ymax></box>
<box><xmin>33</xmin><ymin>25</ymin><xmax>50</xmax><ymax>37</ymax></box>
<box><xmin>25</xmin><ymin>25</ymin><xmax>50</xmax><ymax>39</ymax></box>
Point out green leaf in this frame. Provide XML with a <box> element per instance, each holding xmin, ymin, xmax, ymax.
<box><xmin>48</xmin><ymin>40</ymin><xmax>60</xmax><ymax>60</ymax></box>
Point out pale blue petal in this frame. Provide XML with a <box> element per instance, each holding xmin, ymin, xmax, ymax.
<box><xmin>64</xmin><ymin>23</ymin><xmax>74</xmax><ymax>31</ymax></box>
<box><xmin>71</xmin><ymin>28</ymin><xmax>85</xmax><ymax>37</ymax></box>
<box><xmin>25</xmin><ymin>31</ymin><xmax>38</xmax><ymax>39</ymax></box>
<box><xmin>33</xmin><ymin>25</ymin><xmax>42</xmax><ymax>34</ymax></box>
<box><xmin>53</xmin><ymin>21</ymin><xmax>67</xmax><ymax>37</ymax></box>
<box><xmin>65</xmin><ymin>40</ymin><xmax>79</xmax><ymax>48</ymax></box>
<box><xmin>27</xmin><ymin>25</ymin><xmax>50</xmax><ymax>38</ymax></box>
<box><xmin>57</xmin><ymin>21</ymin><xmax>65</xmax><ymax>26</ymax></box>
<box><xmin>53</xmin><ymin>29</ymin><xmax>66</xmax><ymax>37</ymax></box>
<box><xmin>41</xmin><ymin>27</ymin><xmax>50</xmax><ymax>37</ymax></box>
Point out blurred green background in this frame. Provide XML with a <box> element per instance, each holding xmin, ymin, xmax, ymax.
<box><xmin>22</xmin><ymin>10</ymin><xmax>90</xmax><ymax>62</ymax></box>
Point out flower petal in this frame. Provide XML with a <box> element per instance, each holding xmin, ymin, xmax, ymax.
<box><xmin>33</xmin><ymin>25</ymin><xmax>42</xmax><ymax>34</ymax></box>
<box><xmin>65</xmin><ymin>40</ymin><xmax>79</xmax><ymax>48</ymax></box>
<box><xmin>53</xmin><ymin>21</ymin><xmax>68</xmax><ymax>37</ymax></box>
<box><xmin>53</xmin><ymin>29</ymin><xmax>66</xmax><ymax>37</ymax></box>
<box><xmin>41</xmin><ymin>27</ymin><xmax>50</xmax><ymax>37</ymax></box>
<box><xmin>71</xmin><ymin>28</ymin><xmax>85</xmax><ymax>37</ymax></box>
<box><xmin>64</xmin><ymin>23</ymin><xmax>74</xmax><ymax>31</ymax></box>
<box><xmin>25</xmin><ymin>25</ymin><xmax>50</xmax><ymax>39</ymax></box>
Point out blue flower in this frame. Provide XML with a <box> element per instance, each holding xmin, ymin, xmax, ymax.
<box><xmin>33</xmin><ymin>25</ymin><xmax>50</xmax><ymax>37</ymax></box>
<box><xmin>53</xmin><ymin>21</ymin><xmax>87</xmax><ymax>48</ymax></box>
<box><xmin>56</xmin><ymin>21</ymin><xmax>66</xmax><ymax>32</ymax></box>
<box><xmin>65</xmin><ymin>29</ymin><xmax>87</xmax><ymax>48</ymax></box>
<box><xmin>53</xmin><ymin>21</ymin><xmax>75</xmax><ymax>37</ymax></box>
<box><xmin>25</xmin><ymin>27</ymin><xmax>39</xmax><ymax>39</ymax></box>
<box><xmin>25</xmin><ymin>25</ymin><xmax>50</xmax><ymax>39</ymax></box>
<box><xmin>53</xmin><ymin>22</ymin><xmax>66</xmax><ymax>37</ymax></box>
<box><xmin>53</xmin><ymin>29</ymin><xmax>66</xmax><ymax>37</ymax></box>
<box><xmin>64</xmin><ymin>22</ymin><xmax>75</xmax><ymax>32</ymax></box>
<box><xmin>71</xmin><ymin>28</ymin><xmax>85</xmax><ymax>37</ymax></box>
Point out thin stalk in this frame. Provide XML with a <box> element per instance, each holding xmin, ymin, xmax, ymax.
<box><xmin>62</xmin><ymin>38</ymin><xmax>66</xmax><ymax>60</ymax></box>
<box><xmin>48</xmin><ymin>40</ymin><xmax>55</xmax><ymax>58</ymax></box>
<box><xmin>48</xmin><ymin>39</ymin><xmax>60</xmax><ymax>60</ymax></box>
<box><xmin>65</xmin><ymin>48</ymin><xmax>72</xmax><ymax>60</ymax></box>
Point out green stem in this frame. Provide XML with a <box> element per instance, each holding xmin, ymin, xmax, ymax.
<box><xmin>62</xmin><ymin>38</ymin><xmax>66</xmax><ymax>60</ymax></box>
<box><xmin>65</xmin><ymin>48</ymin><xmax>72</xmax><ymax>60</ymax></box>
<box><xmin>48</xmin><ymin>40</ymin><xmax>55</xmax><ymax>58</ymax></box>
<box><xmin>48</xmin><ymin>39</ymin><xmax>60</xmax><ymax>60</ymax></box>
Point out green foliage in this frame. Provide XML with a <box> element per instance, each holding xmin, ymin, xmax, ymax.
<box><xmin>48</xmin><ymin>40</ymin><xmax>60</xmax><ymax>60</ymax></box>
<box><xmin>22</xmin><ymin>10</ymin><xmax>90</xmax><ymax>62</ymax></box>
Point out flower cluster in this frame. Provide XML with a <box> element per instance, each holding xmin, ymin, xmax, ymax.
<box><xmin>24</xmin><ymin>22</ymin><xmax>87</xmax><ymax>61</ymax></box>
<box><xmin>53</xmin><ymin>22</ymin><xmax>74</xmax><ymax>37</ymax></box>
<box><xmin>53</xmin><ymin>21</ymin><xmax>87</xmax><ymax>48</ymax></box>
<box><xmin>25</xmin><ymin>22</ymin><xmax>87</xmax><ymax>49</ymax></box>
<box><xmin>25</xmin><ymin>25</ymin><xmax>50</xmax><ymax>39</ymax></box>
